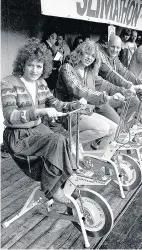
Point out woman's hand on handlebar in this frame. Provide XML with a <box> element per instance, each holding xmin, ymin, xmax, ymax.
<box><xmin>78</xmin><ymin>97</ymin><xmax>87</xmax><ymax>109</ymax></box>
<box><xmin>36</xmin><ymin>108</ymin><xmax>64</xmax><ymax>118</ymax></box>
<box><xmin>79</xmin><ymin>97</ymin><xmax>87</xmax><ymax>105</ymax></box>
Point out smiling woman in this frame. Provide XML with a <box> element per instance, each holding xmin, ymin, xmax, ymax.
<box><xmin>20</xmin><ymin>60</ymin><xmax>44</xmax><ymax>105</ymax></box>
<box><xmin>23</xmin><ymin>60</ymin><xmax>44</xmax><ymax>82</ymax></box>
<box><xmin>1</xmin><ymin>37</ymin><xmax>86</xmax><ymax>204</ymax></box>
<box><xmin>55</xmin><ymin>41</ymin><xmax>120</xmax><ymax>156</ymax></box>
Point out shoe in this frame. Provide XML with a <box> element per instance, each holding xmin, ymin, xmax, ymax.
<box><xmin>1</xmin><ymin>151</ymin><xmax>10</xmax><ymax>158</ymax></box>
<box><xmin>91</xmin><ymin>139</ymin><xmax>101</xmax><ymax>150</ymax></box>
<box><xmin>91</xmin><ymin>142</ymin><xmax>99</xmax><ymax>150</ymax></box>
<box><xmin>1</xmin><ymin>144</ymin><xmax>10</xmax><ymax>159</ymax></box>
<box><xmin>53</xmin><ymin>187</ymin><xmax>73</xmax><ymax>206</ymax></box>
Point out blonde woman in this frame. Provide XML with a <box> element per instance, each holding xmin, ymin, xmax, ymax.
<box><xmin>55</xmin><ymin>41</ymin><xmax>126</xmax><ymax>155</ymax></box>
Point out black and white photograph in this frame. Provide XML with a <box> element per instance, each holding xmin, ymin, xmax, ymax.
<box><xmin>1</xmin><ymin>0</ymin><xmax>142</xmax><ymax>249</ymax></box>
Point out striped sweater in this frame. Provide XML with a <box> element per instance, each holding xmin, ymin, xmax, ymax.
<box><xmin>1</xmin><ymin>75</ymin><xmax>79</xmax><ymax>128</ymax></box>
<box><xmin>55</xmin><ymin>63</ymin><xmax>108</xmax><ymax>106</ymax></box>
<box><xmin>99</xmin><ymin>47</ymin><xmax>141</xmax><ymax>88</ymax></box>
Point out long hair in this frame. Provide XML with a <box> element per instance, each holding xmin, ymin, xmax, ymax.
<box><xmin>65</xmin><ymin>40</ymin><xmax>101</xmax><ymax>77</ymax></box>
<box><xmin>13</xmin><ymin>37</ymin><xmax>53</xmax><ymax>78</ymax></box>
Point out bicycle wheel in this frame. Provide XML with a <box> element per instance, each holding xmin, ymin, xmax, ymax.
<box><xmin>67</xmin><ymin>187</ymin><xmax>113</xmax><ymax>237</ymax></box>
<box><xmin>111</xmin><ymin>154</ymin><xmax>142</xmax><ymax>191</ymax></box>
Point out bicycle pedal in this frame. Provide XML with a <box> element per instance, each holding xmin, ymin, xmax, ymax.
<box><xmin>39</xmin><ymin>205</ymin><xmax>51</xmax><ymax>215</ymax></box>
<box><xmin>39</xmin><ymin>199</ymin><xmax>54</xmax><ymax>215</ymax></box>
<box><xmin>34</xmin><ymin>189</ymin><xmax>45</xmax><ymax>202</ymax></box>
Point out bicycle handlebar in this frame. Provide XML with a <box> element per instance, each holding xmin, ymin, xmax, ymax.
<box><xmin>56</xmin><ymin>108</ymin><xmax>83</xmax><ymax>118</ymax></box>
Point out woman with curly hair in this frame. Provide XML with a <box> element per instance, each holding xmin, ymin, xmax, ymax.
<box><xmin>1</xmin><ymin>38</ymin><xmax>87</xmax><ymax>204</ymax></box>
<box><xmin>55</xmin><ymin>40</ymin><xmax>127</xmax><ymax>153</ymax></box>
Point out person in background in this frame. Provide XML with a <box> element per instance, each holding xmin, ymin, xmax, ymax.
<box><xmin>136</xmin><ymin>34</ymin><xmax>142</xmax><ymax>47</ymax></box>
<box><xmin>97</xmin><ymin>33</ymin><xmax>108</xmax><ymax>49</ymax></box>
<box><xmin>129</xmin><ymin>45</ymin><xmax>142</xmax><ymax>122</ymax></box>
<box><xmin>42</xmin><ymin>29</ymin><xmax>57</xmax><ymax>56</ymax></box>
<box><xmin>83</xmin><ymin>34</ymin><xmax>90</xmax><ymax>42</ymax></box>
<box><xmin>42</xmin><ymin>30</ymin><xmax>60</xmax><ymax>91</ymax></box>
<box><xmin>130</xmin><ymin>30</ymin><xmax>138</xmax><ymax>48</ymax></box>
<box><xmin>1</xmin><ymin>38</ymin><xmax>87</xmax><ymax>205</ymax></box>
<box><xmin>54</xmin><ymin>33</ymin><xmax>70</xmax><ymax>62</ymax></box>
<box><xmin>123</xmin><ymin>30</ymin><xmax>138</xmax><ymax>67</ymax></box>
<box><xmin>119</xmin><ymin>28</ymin><xmax>131</xmax><ymax>67</ymax></box>
<box><xmin>129</xmin><ymin>45</ymin><xmax>142</xmax><ymax>79</ymax></box>
<box><xmin>120</xmin><ymin>28</ymin><xmax>131</xmax><ymax>46</ymax></box>
<box><xmin>72</xmin><ymin>35</ymin><xmax>84</xmax><ymax>51</ymax></box>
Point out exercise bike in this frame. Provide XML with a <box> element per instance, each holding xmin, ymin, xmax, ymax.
<box><xmin>81</xmin><ymin>95</ymin><xmax>142</xmax><ymax>193</ymax></box>
<box><xmin>2</xmin><ymin>109</ymin><xmax>114</xmax><ymax>248</ymax></box>
<box><xmin>112</xmin><ymin>94</ymin><xmax>142</xmax><ymax>169</ymax></box>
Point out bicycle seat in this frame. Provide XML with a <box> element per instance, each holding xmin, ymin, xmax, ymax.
<box><xmin>12</xmin><ymin>154</ymin><xmax>43</xmax><ymax>181</ymax></box>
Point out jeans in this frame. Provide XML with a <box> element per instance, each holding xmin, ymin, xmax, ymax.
<box><xmin>3</xmin><ymin>124</ymin><xmax>75</xmax><ymax>199</ymax></box>
<box><xmin>96</xmin><ymin>103</ymin><xmax>120</xmax><ymax>124</ymax></box>
<box><xmin>74</xmin><ymin>113</ymin><xmax>117</xmax><ymax>157</ymax></box>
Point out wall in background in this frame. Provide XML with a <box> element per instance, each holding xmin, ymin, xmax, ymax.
<box><xmin>1</xmin><ymin>0</ymin><xmax>109</xmax><ymax>78</ymax></box>
<box><xmin>1</xmin><ymin>0</ymin><xmax>45</xmax><ymax>78</ymax></box>
<box><xmin>2</xmin><ymin>0</ymin><xmax>140</xmax><ymax>79</ymax></box>
<box><xmin>1</xmin><ymin>31</ymin><xmax>29</xmax><ymax>77</ymax></box>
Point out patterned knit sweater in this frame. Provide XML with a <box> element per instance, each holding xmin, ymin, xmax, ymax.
<box><xmin>55</xmin><ymin>63</ymin><xmax>108</xmax><ymax>106</ymax></box>
<box><xmin>1</xmin><ymin>75</ymin><xmax>79</xmax><ymax>128</ymax></box>
<box><xmin>56</xmin><ymin>63</ymin><xmax>128</xmax><ymax>105</ymax></box>
<box><xmin>99</xmin><ymin>47</ymin><xmax>142</xmax><ymax>88</ymax></box>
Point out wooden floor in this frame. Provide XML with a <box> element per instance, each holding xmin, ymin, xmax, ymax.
<box><xmin>100</xmin><ymin>187</ymin><xmax>142</xmax><ymax>249</ymax></box>
<box><xmin>1</xmin><ymin>155</ymin><xmax>142</xmax><ymax>249</ymax></box>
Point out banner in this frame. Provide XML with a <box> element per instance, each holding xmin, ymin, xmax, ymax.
<box><xmin>41</xmin><ymin>0</ymin><xmax>142</xmax><ymax>31</ymax></box>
